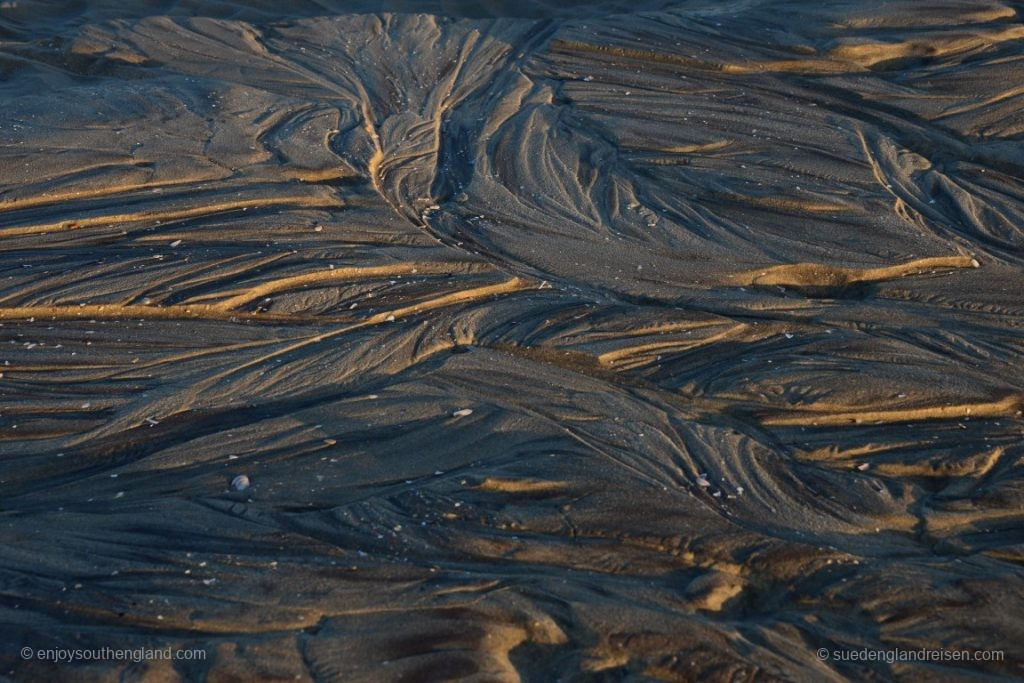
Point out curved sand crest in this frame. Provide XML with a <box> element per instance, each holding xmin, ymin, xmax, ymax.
<box><xmin>2</xmin><ymin>1</ymin><xmax>1024</xmax><ymax>681</ymax></box>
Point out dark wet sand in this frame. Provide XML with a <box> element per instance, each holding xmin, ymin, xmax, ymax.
<box><xmin>2</xmin><ymin>1</ymin><xmax>1023</xmax><ymax>680</ymax></box>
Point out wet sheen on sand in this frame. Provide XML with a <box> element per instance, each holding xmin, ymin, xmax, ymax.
<box><xmin>1</xmin><ymin>1</ymin><xmax>1023</xmax><ymax>680</ymax></box>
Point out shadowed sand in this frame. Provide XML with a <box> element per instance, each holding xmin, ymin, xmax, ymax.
<box><xmin>2</xmin><ymin>0</ymin><xmax>1024</xmax><ymax>680</ymax></box>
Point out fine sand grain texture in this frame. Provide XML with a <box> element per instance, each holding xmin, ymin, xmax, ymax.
<box><xmin>1</xmin><ymin>0</ymin><xmax>1023</xmax><ymax>680</ymax></box>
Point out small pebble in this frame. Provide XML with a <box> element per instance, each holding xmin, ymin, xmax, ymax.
<box><xmin>452</xmin><ymin>408</ymin><xmax>473</xmax><ymax>418</ymax></box>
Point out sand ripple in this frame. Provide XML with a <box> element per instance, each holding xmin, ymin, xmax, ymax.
<box><xmin>2</xmin><ymin>0</ymin><xmax>1022</xmax><ymax>680</ymax></box>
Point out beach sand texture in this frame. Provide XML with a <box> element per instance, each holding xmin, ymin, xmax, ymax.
<box><xmin>1</xmin><ymin>0</ymin><xmax>1023</xmax><ymax>680</ymax></box>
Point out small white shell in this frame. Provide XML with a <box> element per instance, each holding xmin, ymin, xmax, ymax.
<box><xmin>452</xmin><ymin>408</ymin><xmax>473</xmax><ymax>418</ymax></box>
<box><xmin>231</xmin><ymin>474</ymin><xmax>251</xmax><ymax>491</ymax></box>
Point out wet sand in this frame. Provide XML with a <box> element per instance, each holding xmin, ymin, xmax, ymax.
<box><xmin>1</xmin><ymin>0</ymin><xmax>1023</xmax><ymax>680</ymax></box>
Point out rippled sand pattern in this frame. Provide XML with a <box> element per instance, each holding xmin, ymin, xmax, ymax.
<box><xmin>2</xmin><ymin>0</ymin><xmax>1023</xmax><ymax>680</ymax></box>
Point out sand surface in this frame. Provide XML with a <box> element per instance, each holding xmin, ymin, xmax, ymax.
<box><xmin>2</xmin><ymin>0</ymin><xmax>1023</xmax><ymax>680</ymax></box>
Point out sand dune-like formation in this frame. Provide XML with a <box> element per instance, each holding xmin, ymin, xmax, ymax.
<box><xmin>2</xmin><ymin>0</ymin><xmax>1023</xmax><ymax>680</ymax></box>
